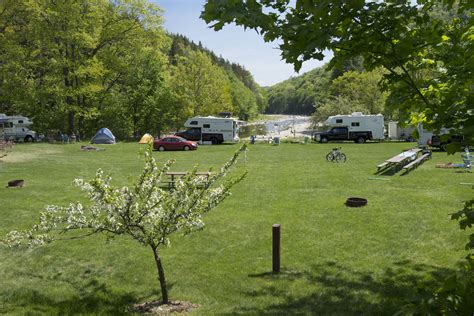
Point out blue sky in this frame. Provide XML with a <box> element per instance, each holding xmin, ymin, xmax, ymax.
<box><xmin>154</xmin><ymin>0</ymin><xmax>331</xmax><ymax>86</ymax></box>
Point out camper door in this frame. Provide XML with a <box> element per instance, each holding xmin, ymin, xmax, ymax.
<box><xmin>188</xmin><ymin>127</ymin><xmax>201</xmax><ymax>140</ymax></box>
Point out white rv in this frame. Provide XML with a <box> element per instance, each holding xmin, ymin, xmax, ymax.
<box><xmin>314</xmin><ymin>112</ymin><xmax>384</xmax><ymax>143</ymax></box>
<box><xmin>175</xmin><ymin>116</ymin><xmax>240</xmax><ymax>144</ymax></box>
<box><xmin>0</xmin><ymin>114</ymin><xmax>37</xmax><ymax>142</ymax></box>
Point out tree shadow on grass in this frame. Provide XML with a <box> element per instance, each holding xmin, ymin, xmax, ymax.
<box><xmin>230</xmin><ymin>260</ymin><xmax>454</xmax><ymax>315</ymax></box>
<box><xmin>1</xmin><ymin>274</ymin><xmax>170</xmax><ymax>315</ymax></box>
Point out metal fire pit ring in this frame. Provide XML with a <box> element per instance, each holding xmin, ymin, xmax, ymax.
<box><xmin>7</xmin><ymin>179</ymin><xmax>24</xmax><ymax>188</ymax></box>
<box><xmin>345</xmin><ymin>197</ymin><xmax>367</xmax><ymax>207</ymax></box>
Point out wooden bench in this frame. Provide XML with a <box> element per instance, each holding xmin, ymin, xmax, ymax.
<box><xmin>377</xmin><ymin>162</ymin><xmax>389</xmax><ymax>171</ymax></box>
<box><xmin>402</xmin><ymin>153</ymin><xmax>431</xmax><ymax>171</ymax></box>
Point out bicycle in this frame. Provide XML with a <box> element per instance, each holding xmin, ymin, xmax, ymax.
<box><xmin>326</xmin><ymin>147</ymin><xmax>347</xmax><ymax>163</ymax></box>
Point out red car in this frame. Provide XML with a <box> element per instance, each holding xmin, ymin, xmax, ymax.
<box><xmin>153</xmin><ymin>136</ymin><xmax>198</xmax><ymax>151</ymax></box>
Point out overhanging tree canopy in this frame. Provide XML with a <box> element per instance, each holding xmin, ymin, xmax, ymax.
<box><xmin>202</xmin><ymin>0</ymin><xmax>473</xmax><ymax>142</ymax></box>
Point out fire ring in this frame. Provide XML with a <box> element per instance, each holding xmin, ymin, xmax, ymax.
<box><xmin>345</xmin><ymin>197</ymin><xmax>367</xmax><ymax>207</ymax></box>
<box><xmin>7</xmin><ymin>180</ymin><xmax>24</xmax><ymax>188</ymax></box>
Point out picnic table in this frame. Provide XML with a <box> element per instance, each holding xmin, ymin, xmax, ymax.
<box><xmin>386</xmin><ymin>148</ymin><xmax>421</xmax><ymax>163</ymax></box>
<box><xmin>164</xmin><ymin>171</ymin><xmax>213</xmax><ymax>188</ymax></box>
<box><xmin>377</xmin><ymin>148</ymin><xmax>422</xmax><ymax>172</ymax></box>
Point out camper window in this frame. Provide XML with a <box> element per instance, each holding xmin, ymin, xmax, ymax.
<box><xmin>332</xmin><ymin>127</ymin><xmax>346</xmax><ymax>134</ymax></box>
<box><xmin>351</xmin><ymin>122</ymin><xmax>360</xmax><ymax>127</ymax></box>
<box><xmin>336</xmin><ymin>119</ymin><xmax>343</xmax><ymax>123</ymax></box>
<box><xmin>18</xmin><ymin>120</ymin><xmax>23</xmax><ymax>124</ymax></box>
<box><xmin>203</xmin><ymin>124</ymin><xmax>210</xmax><ymax>128</ymax></box>
<box><xmin>191</xmin><ymin>128</ymin><xmax>201</xmax><ymax>134</ymax></box>
<box><xmin>190</xmin><ymin>121</ymin><xmax>198</xmax><ymax>125</ymax></box>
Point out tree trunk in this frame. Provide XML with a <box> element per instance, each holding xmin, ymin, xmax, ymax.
<box><xmin>151</xmin><ymin>246</ymin><xmax>169</xmax><ymax>304</ymax></box>
<box><xmin>68</xmin><ymin>111</ymin><xmax>75</xmax><ymax>134</ymax></box>
<box><xmin>78</xmin><ymin>117</ymin><xmax>84</xmax><ymax>141</ymax></box>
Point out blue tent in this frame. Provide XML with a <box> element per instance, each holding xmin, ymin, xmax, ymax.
<box><xmin>91</xmin><ymin>128</ymin><xmax>116</xmax><ymax>144</ymax></box>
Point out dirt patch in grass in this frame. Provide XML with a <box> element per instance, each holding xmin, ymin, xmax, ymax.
<box><xmin>1</xmin><ymin>148</ymin><xmax>62</xmax><ymax>163</ymax></box>
<box><xmin>132</xmin><ymin>300</ymin><xmax>198</xmax><ymax>314</ymax></box>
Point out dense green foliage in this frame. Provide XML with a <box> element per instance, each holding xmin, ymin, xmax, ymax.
<box><xmin>265</xmin><ymin>67</ymin><xmax>331</xmax><ymax>115</ymax></box>
<box><xmin>0</xmin><ymin>1</ymin><xmax>264</xmax><ymax>139</ymax></box>
<box><xmin>0</xmin><ymin>142</ymin><xmax>471</xmax><ymax>313</ymax></box>
<box><xmin>169</xmin><ymin>34</ymin><xmax>267</xmax><ymax>121</ymax></box>
<box><xmin>312</xmin><ymin>68</ymin><xmax>391</xmax><ymax>124</ymax></box>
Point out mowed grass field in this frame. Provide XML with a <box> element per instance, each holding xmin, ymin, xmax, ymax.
<box><xmin>0</xmin><ymin>141</ymin><xmax>472</xmax><ymax>315</ymax></box>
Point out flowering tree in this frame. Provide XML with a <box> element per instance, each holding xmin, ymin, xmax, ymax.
<box><xmin>0</xmin><ymin>139</ymin><xmax>14</xmax><ymax>159</ymax></box>
<box><xmin>0</xmin><ymin>140</ymin><xmax>14</xmax><ymax>173</ymax></box>
<box><xmin>2</xmin><ymin>144</ymin><xmax>247</xmax><ymax>304</ymax></box>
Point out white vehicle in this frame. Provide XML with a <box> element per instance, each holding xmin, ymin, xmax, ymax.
<box><xmin>0</xmin><ymin>114</ymin><xmax>37</xmax><ymax>142</ymax></box>
<box><xmin>416</xmin><ymin>123</ymin><xmax>454</xmax><ymax>148</ymax></box>
<box><xmin>315</xmin><ymin>112</ymin><xmax>384</xmax><ymax>143</ymax></box>
<box><xmin>175</xmin><ymin>116</ymin><xmax>240</xmax><ymax>144</ymax></box>
<box><xmin>388</xmin><ymin>121</ymin><xmax>415</xmax><ymax>141</ymax></box>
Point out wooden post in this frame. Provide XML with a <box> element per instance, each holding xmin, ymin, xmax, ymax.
<box><xmin>272</xmin><ymin>224</ymin><xmax>281</xmax><ymax>273</ymax></box>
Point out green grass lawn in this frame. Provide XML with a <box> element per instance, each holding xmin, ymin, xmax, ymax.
<box><xmin>0</xmin><ymin>141</ymin><xmax>471</xmax><ymax>315</ymax></box>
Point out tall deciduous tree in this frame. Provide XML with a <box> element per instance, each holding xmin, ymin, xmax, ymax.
<box><xmin>330</xmin><ymin>69</ymin><xmax>388</xmax><ymax>115</ymax></box>
<box><xmin>312</xmin><ymin>68</ymin><xmax>390</xmax><ymax>125</ymax></box>
<box><xmin>312</xmin><ymin>95</ymin><xmax>366</xmax><ymax>126</ymax></box>
<box><xmin>228</xmin><ymin>73</ymin><xmax>258</xmax><ymax>121</ymax></box>
<box><xmin>170</xmin><ymin>48</ymin><xmax>233</xmax><ymax>117</ymax></box>
<box><xmin>0</xmin><ymin>0</ymin><xmax>169</xmax><ymax>136</ymax></box>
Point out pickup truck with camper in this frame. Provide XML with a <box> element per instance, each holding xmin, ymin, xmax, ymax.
<box><xmin>313</xmin><ymin>113</ymin><xmax>384</xmax><ymax>143</ymax></box>
<box><xmin>175</xmin><ymin>116</ymin><xmax>240</xmax><ymax>144</ymax></box>
<box><xmin>0</xmin><ymin>114</ymin><xmax>37</xmax><ymax>142</ymax></box>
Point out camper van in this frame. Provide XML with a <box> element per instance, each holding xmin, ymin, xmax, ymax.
<box><xmin>175</xmin><ymin>116</ymin><xmax>240</xmax><ymax>144</ymax></box>
<box><xmin>314</xmin><ymin>112</ymin><xmax>384</xmax><ymax>143</ymax></box>
<box><xmin>0</xmin><ymin>114</ymin><xmax>37</xmax><ymax>142</ymax></box>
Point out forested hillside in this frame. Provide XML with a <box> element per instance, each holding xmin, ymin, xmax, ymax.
<box><xmin>266</xmin><ymin>59</ymin><xmax>396</xmax><ymax>124</ymax></box>
<box><xmin>0</xmin><ymin>0</ymin><xmax>265</xmax><ymax>139</ymax></box>
<box><xmin>265</xmin><ymin>67</ymin><xmax>331</xmax><ymax>115</ymax></box>
<box><xmin>168</xmin><ymin>34</ymin><xmax>267</xmax><ymax>121</ymax></box>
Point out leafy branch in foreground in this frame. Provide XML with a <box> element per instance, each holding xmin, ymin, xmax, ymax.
<box><xmin>0</xmin><ymin>139</ymin><xmax>14</xmax><ymax>159</ymax></box>
<box><xmin>2</xmin><ymin>144</ymin><xmax>247</xmax><ymax>304</ymax></box>
<box><xmin>426</xmin><ymin>198</ymin><xmax>474</xmax><ymax>314</ymax></box>
<box><xmin>202</xmin><ymin>0</ymin><xmax>473</xmax><ymax>143</ymax></box>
